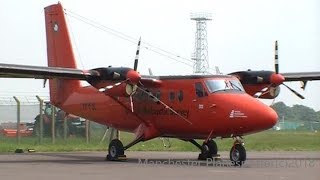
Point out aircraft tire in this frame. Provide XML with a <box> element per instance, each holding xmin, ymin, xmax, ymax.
<box><xmin>198</xmin><ymin>140</ymin><xmax>218</xmax><ymax>160</ymax></box>
<box><xmin>107</xmin><ymin>139</ymin><xmax>125</xmax><ymax>161</ymax></box>
<box><xmin>229</xmin><ymin>144</ymin><xmax>246</xmax><ymax>166</ymax></box>
<box><xmin>205</xmin><ymin>140</ymin><xmax>218</xmax><ymax>156</ymax></box>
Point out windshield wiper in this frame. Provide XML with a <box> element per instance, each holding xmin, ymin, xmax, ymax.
<box><xmin>230</xmin><ymin>82</ymin><xmax>243</xmax><ymax>91</ymax></box>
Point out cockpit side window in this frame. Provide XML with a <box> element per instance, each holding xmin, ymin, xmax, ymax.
<box><xmin>205</xmin><ymin>79</ymin><xmax>245</xmax><ymax>93</ymax></box>
<box><xmin>195</xmin><ymin>82</ymin><xmax>207</xmax><ymax>98</ymax></box>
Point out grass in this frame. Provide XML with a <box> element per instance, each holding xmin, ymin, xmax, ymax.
<box><xmin>124</xmin><ymin>130</ymin><xmax>320</xmax><ymax>152</ymax></box>
<box><xmin>0</xmin><ymin>130</ymin><xmax>319</xmax><ymax>153</ymax></box>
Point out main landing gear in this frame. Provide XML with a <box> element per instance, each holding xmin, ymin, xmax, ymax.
<box><xmin>106</xmin><ymin>137</ymin><xmax>143</xmax><ymax>161</ymax></box>
<box><xmin>189</xmin><ymin>139</ymin><xmax>220</xmax><ymax>160</ymax></box>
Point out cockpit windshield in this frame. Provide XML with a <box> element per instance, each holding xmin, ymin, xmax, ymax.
<box><xmin>205</xmin><ymin>79</ymin><xmax>245</xmax><ymax>93</ymax></box>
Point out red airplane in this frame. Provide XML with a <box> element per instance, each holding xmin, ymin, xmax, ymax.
<box><xmin>1</xmin><ymin>3</ymin><xmax>319</xmax><ymax>165</ymax></box>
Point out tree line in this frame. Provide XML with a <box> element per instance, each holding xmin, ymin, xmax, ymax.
<box><xmin>271</xmin><ymin>102</ymin><xmax>320</xmax><ymax>123</ymax></box>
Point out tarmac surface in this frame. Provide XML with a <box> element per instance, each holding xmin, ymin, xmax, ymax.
<box><xmin>0</xmin><ymin>151</ymin><xmax>319</xmax><ymax>180</ymax></box>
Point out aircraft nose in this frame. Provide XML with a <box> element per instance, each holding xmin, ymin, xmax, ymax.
<box><xmin>259</xmin><ymin>105</ymin><xmax>278</xmax><ymax>129</ymax></box>
<box><xmin>246</xmin><ymin>97</ymin><xmax>278</xmax><ymax>130</ymax></box>
<box><xmin>217</xmin><ymin>93</ymin><xmax>278</xmax><ymax>131</ymax></box>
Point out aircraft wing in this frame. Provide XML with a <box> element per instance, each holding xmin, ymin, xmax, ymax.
<box><xmin>0</xmin><ymin>63</ymin><xmax>161</xmax><ymax>87</ymax></box>
<box><xmin>282</xmin><ymin>72</ymin><xmax>320</xmax><ymax>82</ymax></box>
<box><xmin>0</xmin><ymin>63</ymin><xmax>97</xmax><ymax>80</ymax></box>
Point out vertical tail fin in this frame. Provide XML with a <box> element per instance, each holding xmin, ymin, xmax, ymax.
<box><xmin>44</xmin><ymin>3</ymin><xmax>81</xmax><ymax>106</ymax></box>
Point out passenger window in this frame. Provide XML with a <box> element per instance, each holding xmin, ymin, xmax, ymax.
<box><xmin>178</xmin><ymin>90</ymin><xmax>183</xmax><ymax>102</ymax></box>
<box><xmin>169</xmin><ymin>91</ymin><xmax>175</xmax><ymax>101</ymax></box>
<box><xmin>195</xmin><ymin>82</ymin><xmax>207</xmax><ymax>98</ymax></box>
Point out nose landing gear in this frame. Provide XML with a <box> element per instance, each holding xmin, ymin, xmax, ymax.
<box><xmin>229</xmin><ymin>137</ymin><xmax>246</xmax><ymax>166</ymax></box>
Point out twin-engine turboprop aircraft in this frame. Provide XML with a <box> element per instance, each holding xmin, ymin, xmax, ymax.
<box><xmin>0</xmin><ymin>3</ymin><xmax>319</xmax><ymax>165</ymax></box>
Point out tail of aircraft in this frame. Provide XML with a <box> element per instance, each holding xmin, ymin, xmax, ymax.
<box><xmin>44</xmin><ymin>3</ymin><xmax>81</xmax><ymax>106</ymax></box>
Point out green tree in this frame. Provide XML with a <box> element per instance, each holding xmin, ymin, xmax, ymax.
<box><xmin>271</xmin><ymin>102</ymin><xmax>320</xmax><ymax>130</ymax></box>
<box><xmin>271</xmin><ymin>102</ymin><xmax>296</xmax><ymax>121</ymax></box>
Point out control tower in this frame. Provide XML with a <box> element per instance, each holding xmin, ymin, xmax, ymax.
<box><xmin>191</xmin><ymin>13</ymin><xmax>212</xmax><ymax>74</ymax></box>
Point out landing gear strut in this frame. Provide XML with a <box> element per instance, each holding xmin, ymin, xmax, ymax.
<box><xmin>106</xmin><ymin>136</ymin><xmax>143</xmax><ymax>161</ymax></box>
<box><xmin>189</xmin><ymin>139</ymin><xmax>219</xmax><ymax>160</ymax></box>
<box><xmin>229</xmin><ymin>137</ymin><xmax>246</xmax><ymax>166</ymax></box>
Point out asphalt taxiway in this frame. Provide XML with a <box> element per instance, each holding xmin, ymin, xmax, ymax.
<box><xmin>0</xmin><ymin>151</ymin><xmax>319</xmax><ymax>180</ymax></box>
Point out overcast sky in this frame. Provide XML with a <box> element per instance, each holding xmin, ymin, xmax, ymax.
<box><xmin>0</xmin><ymin>0</ymin><xmax>319</xmax><ymax>110</ymax></box>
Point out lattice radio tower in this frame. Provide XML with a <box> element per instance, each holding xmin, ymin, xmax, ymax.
<box><xmin>191</xmin><ymin>13</ymin><xmax>212</xmax><ymax>74</ymax></box>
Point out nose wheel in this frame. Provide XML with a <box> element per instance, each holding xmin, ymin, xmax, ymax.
<box><xmin>229</xmin><ymin>140</ymin><xmax>246</xmax><ymax>166</ymax></box>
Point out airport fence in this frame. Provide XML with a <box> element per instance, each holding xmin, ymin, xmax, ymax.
<box><xmin>0</xmin><ymin>95</ymin><xmax>118</xmax><ymax>146</ymax></box>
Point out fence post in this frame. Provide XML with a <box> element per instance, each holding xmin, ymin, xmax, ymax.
<box><xmin>85</xmin><ymin>119</ymin><xmax>90</xmax><ymax>143</ymax></box>
<box><xmin>63</xmin><ymin>115</ymin><xmax>67</xmax><ymax>141</ymax></box>
<box><xmin>36</xmin><ymin>96</ymin><xmax>44</xmax><ymax>144</ymax></box>
<box><xmin>109</xmin><ymin>128</ymin><xmax>119</xmax><ymax>142</ymax></box>
<box><xmin>51</xmin><ymin>106</ymin><xmax>56</xmax><ymax>144</ymax></box>
<box><xmin>109</xmin><ymin>128</ymin><xmax>114</xmax><ymax>143</ymax></box>
<box><xmin>13</xmin><ymin>96</ymin><xmax>21</xmax><ymax>144</ymax></box>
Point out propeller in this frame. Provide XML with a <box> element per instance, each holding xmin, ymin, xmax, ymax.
<box><xmin>131</xmin><ymin>39</ymin><xmax>191</xmax><ymax>124</ymax></box>
<box><xmin>99</xmin><ymin>37</ymin><xmax>193</xmax><ymax>124</ymax></box>
<box><xmin>274</xmin><ymin>40</ymin><xmax>305</xmax><ymax>99</ymax></box>
<box><xmin>257</xmin><ymin>41</ymin><xmax>305</xmax><ymax>99</ymax></box>
<box><xmin>99</xmin><ymin>38</ymin><xmax>143</xmax><ymax>111</ymax></box>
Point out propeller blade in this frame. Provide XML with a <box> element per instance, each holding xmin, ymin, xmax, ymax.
<box><xmin>282</xmin><ymin>83</ymin><xmax>305</xmax><ymax>99</ymax></box>
<box><xmin>43</xmin><ymin>79</ymin><xmax>47</xmax><ymax>88</ymax></box>
<box><xmin>134</xmin><ymin>37</ymin><xmax>141</xmax><ymax>71</ymax></box>
<box><xmin>98</xmin><ymin>79</ymin><xmax>127</xmax><ymax>92</ymax></box>
<box><xmin>270</xmin><ymin>98</ymin><xmax>276</xmax><ymax>106</ymax></box>
<box><xmin>136</xmin><ymin>86</ymin><xmax>192</xmax><ymax>125</ymax></box>
<box><xmin>254</xmin><ymin>85</ymin><xmax>271</xmax><ymax>98</ymax></box>
<box><xmin>130</xmin><ymin>95</ymin><xmax>134</xmax><ymax>112</ymax></box>
<box><xmin>274</xmin><ymin>40</ymin><xmax>279</xmax><ymax>74</ymax></box>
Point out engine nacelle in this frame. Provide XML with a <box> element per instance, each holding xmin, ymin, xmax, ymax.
<box><xmin>229</xmin><ymin>70</ymin><xmax>284</xmax><ymax>86</ymax></box>
<box><xmin>258</xmin><ymin>86</ymin><xmax>280</xmax><ymax>99</ymax></box>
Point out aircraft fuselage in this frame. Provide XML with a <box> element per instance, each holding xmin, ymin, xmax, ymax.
<box><xmin>60</xmin><ymin>75</ymin><xmax>278</xmax><ymax>140</ymax></box>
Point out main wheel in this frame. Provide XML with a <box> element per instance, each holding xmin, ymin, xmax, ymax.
<box><xmin>198</xmin><ymin>140</ymin><xmax>218</xmax><ymax>160</ymax></box>
<box><xmin>229</xmin><ymin>144</ymin><xmax>246</xmax><ymax>166</ymax></box>
<box><xmin>107</xmin><ymin>139</ymin><xmax>125</xmax><ymax>161</ymax></box>
<box><xmin>205</xmin><ymin>140</ymin><xmax>218</xmax><ymax>156</ymax></box>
